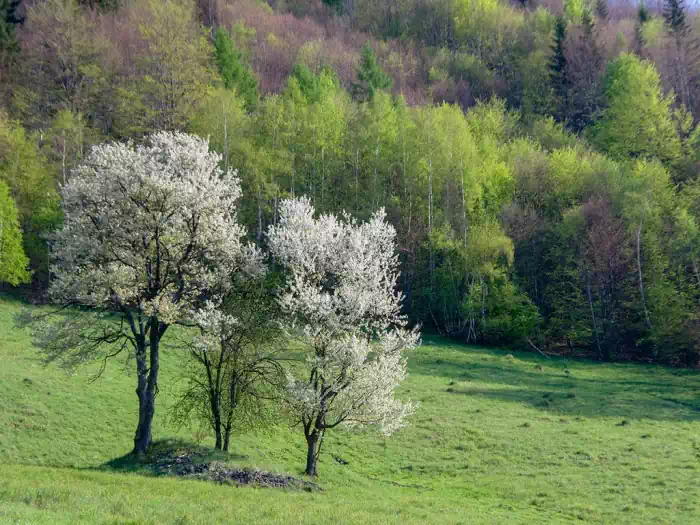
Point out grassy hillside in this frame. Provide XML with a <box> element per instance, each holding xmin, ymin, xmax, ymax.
<box><xmin>1</xmin><ymin>295</ymin><xmax>699</xmax><ymax>524</ymax></box>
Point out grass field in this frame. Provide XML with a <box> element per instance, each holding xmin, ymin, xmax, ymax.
<box><xmin>1</xmin><ymin>294</ymin><xmax>700</xmax><ymax>524</ymax></box>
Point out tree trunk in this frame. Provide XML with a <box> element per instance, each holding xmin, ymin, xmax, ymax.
<box><xmin>133</xmin><ymin>317</ymin><xmax>162</xmax><ymax>456</ymax></box>
<box><xmin>222</xmin><ymin>379</ymin><xmax>237</xmax><ymax>452</ymax></box>
<box><xmin>586</xmin><ymin>274</ymin><xmax>604</xmax><ymax>360</ymax></box>
<box><xmin>256</xmin><ymin>193</ymin><xmax>263</xmax><ymax>245</ymax></box>
<box><xmin>223</xmin><ymin>423</ymin><xmax>232</xmax><ymax>452</ymax></box>
<box><xmin>209</xmin><ymin>376</ymin><xmax>223</xmax><ymax>450</ymax></box>
<box><xmin>305</xmin><ymin>431</ymin><xmax>321</xmax><ymax>477</ymax></box>
<box><xmin>133</xmin><ymin>344</ymin><xmax>150</xmax><ymax>456</ymax></box>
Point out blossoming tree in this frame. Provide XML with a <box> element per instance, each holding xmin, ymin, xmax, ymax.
<box><xmin>25</xmin><ymin>132</ymin><xmax>261</xmax><ymax>455</ymax></box>
<box><xmin>267</xmin><ymin>197</ymin><xmax>419</xmax><ymax>476</ymax></box>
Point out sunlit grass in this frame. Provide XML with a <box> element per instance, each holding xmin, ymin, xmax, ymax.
<box><xmin>1</xmin><ymin>294</ymin><xmax>699</xmax><ymax>524</ymax></box>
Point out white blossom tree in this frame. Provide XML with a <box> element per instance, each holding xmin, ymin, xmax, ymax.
<box><xmin>21</xmin><ymin>132</ymin><xmax>262</xmax><ymax>455</ymax></box>
<box><xmin>267</xmin><ymin>197</ymin><xmax>419</xmax><ymax>476</ymax></box>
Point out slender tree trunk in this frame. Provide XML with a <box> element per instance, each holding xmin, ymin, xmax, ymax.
<box><xmin>223</xmin><ymin>103</ymin><xmax>228</xmax><ymax>173</ymax></box>
<box><xmin>355</xmin><ymin>148</ymin><xmax>359</xmax><ymax>212</ymax></box>
<box><xmin>692</xmin><ymin>258</ymin><xmax>700</xmax><ymax>289</ymax></box>
<box><xmin>636</xmin><ymin>223</ymin><xmax>653</xmax><ymax>330</ymax></box>
<box><xmin>675</xmin><ymin>38</ymin><xmax>690</xmax><ymax>109</ymax></box>
<box><xmin>256</xmin><ymin>192</ymin><xmax>263</xmax><ymax>244</ymax></box>
<box><xmin>215</xmin><ymin>425</ymin><xmax>223</xmax><ymax>450</ymax></box>
<box><xmin>61</xmin><ymin>131</ymin><xmax>67</xmax><ymax>185</ymax></box>
<box><xmin>223</xmin><ymin>423</ymin><xmax>232</xmax><ymax>452</ymax></box>
<box><xmin>480</xmin><ymin>274</ymin><xmax>486</xmax><ymax>327</ymax></box>
<box><xmin>211</xmin><ymin>388</ymin><xmax>223</xmax><ymax>450</ymax></box>
<box><xmin>223</xmin><ymin>399</ymin><xmax>234</xmax><ymax>452</ymax></box>
<box><xmin>428</xmin><ymin>156</ymin><xmax>434</xmax><ymax>285</ymax></box>
<box><xmin>585</xmin><ymin>274</ymin><xmax>604</xmax><ymax>360</ymax></box>
<box><xmin>222</xmin><ymin>377</ymin><xmax>238</xmax><ymax>453</ymax></box>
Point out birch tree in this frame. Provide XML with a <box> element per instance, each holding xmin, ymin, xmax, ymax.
<box><xmin>21</xmin><ymin>132</ymin><xmax>262</xmax><ymax>455</ymax></box>
<box><xmin>268</xmin><ymin>197</ymin><xmax>419</xmax><ymax>476</ymax></box>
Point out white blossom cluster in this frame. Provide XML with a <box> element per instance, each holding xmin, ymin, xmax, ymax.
<box><xmin>50</xmin><ymin>131</ymin><xmax>263</xmax><ymax>322</ymax></box>
<box><xmin>189</xmin><ymin>301</ymin><xmax>240</xmax><ymax>354</ymax></box>
<box><xmin>268</xmin><ymin>197</ymin><xmax>419</xmax><ymax>436</ymax></box>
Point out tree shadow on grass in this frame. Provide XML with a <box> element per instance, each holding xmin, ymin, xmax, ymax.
<box><xmin>97</xmin><ymin>438</ymin><xmax>248</xmax><ymax>475</ymax></box>
<box><xmin>447</xmin><ymin>385</ymin><xmax>700</xmax><ymax>421</ymax></box>
<box><xmin>411</xmin><ymin>339</ymin><xmax>700</xmax><ymax>422</ymax></box>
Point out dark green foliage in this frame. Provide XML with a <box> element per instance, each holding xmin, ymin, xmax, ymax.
<box><xmin>566</xmin><ymin>8</ymin><xmax>604</xmax><ymax>132</ymax></box>
<box><xmin>288</xmin><ymin>63</ymin><xmax>339</xmax><ymax>103</ymax></box>
<box><xmin>549</xmin><ymin>16</ymin><xmax>569</xmax><ymax>120</ymax></box>
<box><xmin>213</xmin><ymin>26</ymin><xmax>259</xmax><ymax>111</ymax></box>
<box><xmin>0</xmin><ymin>0</ymin><xmax>23</xmax><ymax>54</ymax></box>
<box><xmin>352</xmin><ymin>42</ymin><xmax>392</xmax><ymax>102</ymax></box>
<box><xmin>290</xmin><ymin>63</ymin><xmax>321</xmax><ymax>101</ymax></box>
<box><xmin>321</xmin><ymin>0</ymin><xmax>344</xmax><ymax>14</ymax></box>
<box><xmin>77</xmin><ymin>0</ymin><xmax>120</xmax><ymax>10</ymax></box>
<box><xmin>595</xmin><ymin>0</ymin><xmax>608</xmax><ymax>21</ymax></box>
<box><xmin>634</xmin><ymin>3</ymin><xmax>650</xmax><ymax>55</ymax></box>
<box><xmin>663</xmin><ymin>0</ymin><xmax>689</xmax><ymax>37</ymax></box>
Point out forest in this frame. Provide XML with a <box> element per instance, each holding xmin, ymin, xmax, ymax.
<box><xmin>1</xmin><ymin>0</ymin><xmax>700</xmax><ymax>368</ymax></box>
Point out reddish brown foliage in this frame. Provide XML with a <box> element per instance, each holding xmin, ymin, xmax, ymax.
<box><xmin>214</xmin><ymin>0</ymin><xmax>429</xmax><ymax>103</ymax></box>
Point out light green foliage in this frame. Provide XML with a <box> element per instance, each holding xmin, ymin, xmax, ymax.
<box><xmin>2</xmin><ymin>299</ymin><xmax>700</xmax><ymax>523</ymax></box>
<box><xmin>452</xmin><ymin>0</ymin><xmax>525</xmax><ymax>63</ymax></box>
<box><xmin>282</xmin><ymin>67</ymin><xmax>348</xmax><ymax>212</ymax></box>
<box><xmin>188</xmin><ymin>87</ymin><xmax>250</xmax><ymax>172</ymax></box>
<box><xmin>641</xmin><ymin>16</ymin><xmax>665</xmax><ymax>47</ymax></box>
<box><xmin>349</xmin><ymin>91</ymin><xmax>399</xmax><ymax>213</ymax></box>
<box><xmin>591</xmin><ymin>54</ymin><xmax>681</xmax><ymax>165</ymax></box>
<box><xmin>0</xmin><ymin>114</ymin><xmax>60</xmax><ymax>280</ymax></box>
<box><xmin>114</xmin><ymin>0</ymin><xmax>215</xmax><ymax>136</ymax></box>
<box><xmin>0</xmin><ymin>181</ymin><xmax>30</xmax><ymax>285</ymax></box>
<box><xmin>44</xmin><ymin>110</ymin><xmax>98</xmax><ymax>185</ymax></box>
<box><xmin>564</xmin><ymin>0</ymin><xmax>585</xmax><ymax>24</ymax></box>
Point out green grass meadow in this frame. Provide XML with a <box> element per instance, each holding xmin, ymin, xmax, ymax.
<box><xmin>1</xmin><ymin>295</ymin><xmax>700</xmax><ymax>524</ymax></box>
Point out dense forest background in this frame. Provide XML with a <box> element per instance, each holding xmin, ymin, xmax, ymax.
<box><xmin>1</xmin><ymin>0</ymin><xmax>700</xmax><ymax>364</ymax></box>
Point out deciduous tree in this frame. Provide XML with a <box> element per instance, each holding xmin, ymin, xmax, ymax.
<box><xmin>22</xmin><ymin>132</ymin><xmax>262</xmax><ymax>455</ymax></box>
<box><xmin>268</xmin><ymin>197</ymin><xmax>419</xmax><ymax>476</ymax></box>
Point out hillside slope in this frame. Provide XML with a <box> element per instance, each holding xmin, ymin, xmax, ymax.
<box><xmin>1</xmin><ymin>296</ymin><xmax>699</xmax><ymax>524</ymax></box>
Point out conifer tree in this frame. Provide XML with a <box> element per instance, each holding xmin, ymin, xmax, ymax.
<box><xmin>0</xmin><ymin>0</ymin><xmax>23</xmax><ymax>54</ymax></box>
<box><xmin>352</xmin><ymin>42</ymin><xmax>393</xmax><ymax>103</ymax></box>
<box><xmin>213</xmin><ymin>26</ymin><xmax>259</xmax><ymax>111</ymax></box>
<box><xmin>634</xmin><ymin>3</ymin><xmax>650</xmax><ymax>56</ymax></box>
<box><xmin>663</xmin><ymin>0</ymin><xmax>689</xmax><ymax>37</ymax></box>
<box><xmin>568</xmin><ymin>8</ymin><xmax>604</xmax><ymax>132</ymax></box>
<box><xmin>663</xmin><ymin>0</ymin><xmax>692</xmax><ymax>108</ymax></box>
<box><xmin>549</xmin><ymin>16</ymin><xmax>569</xmax><ymax>121</ymax></box>
<box><xmin>595</xmin><ymin>0</ymin><xmax>608</xmax><ymax>21</ymax></box>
